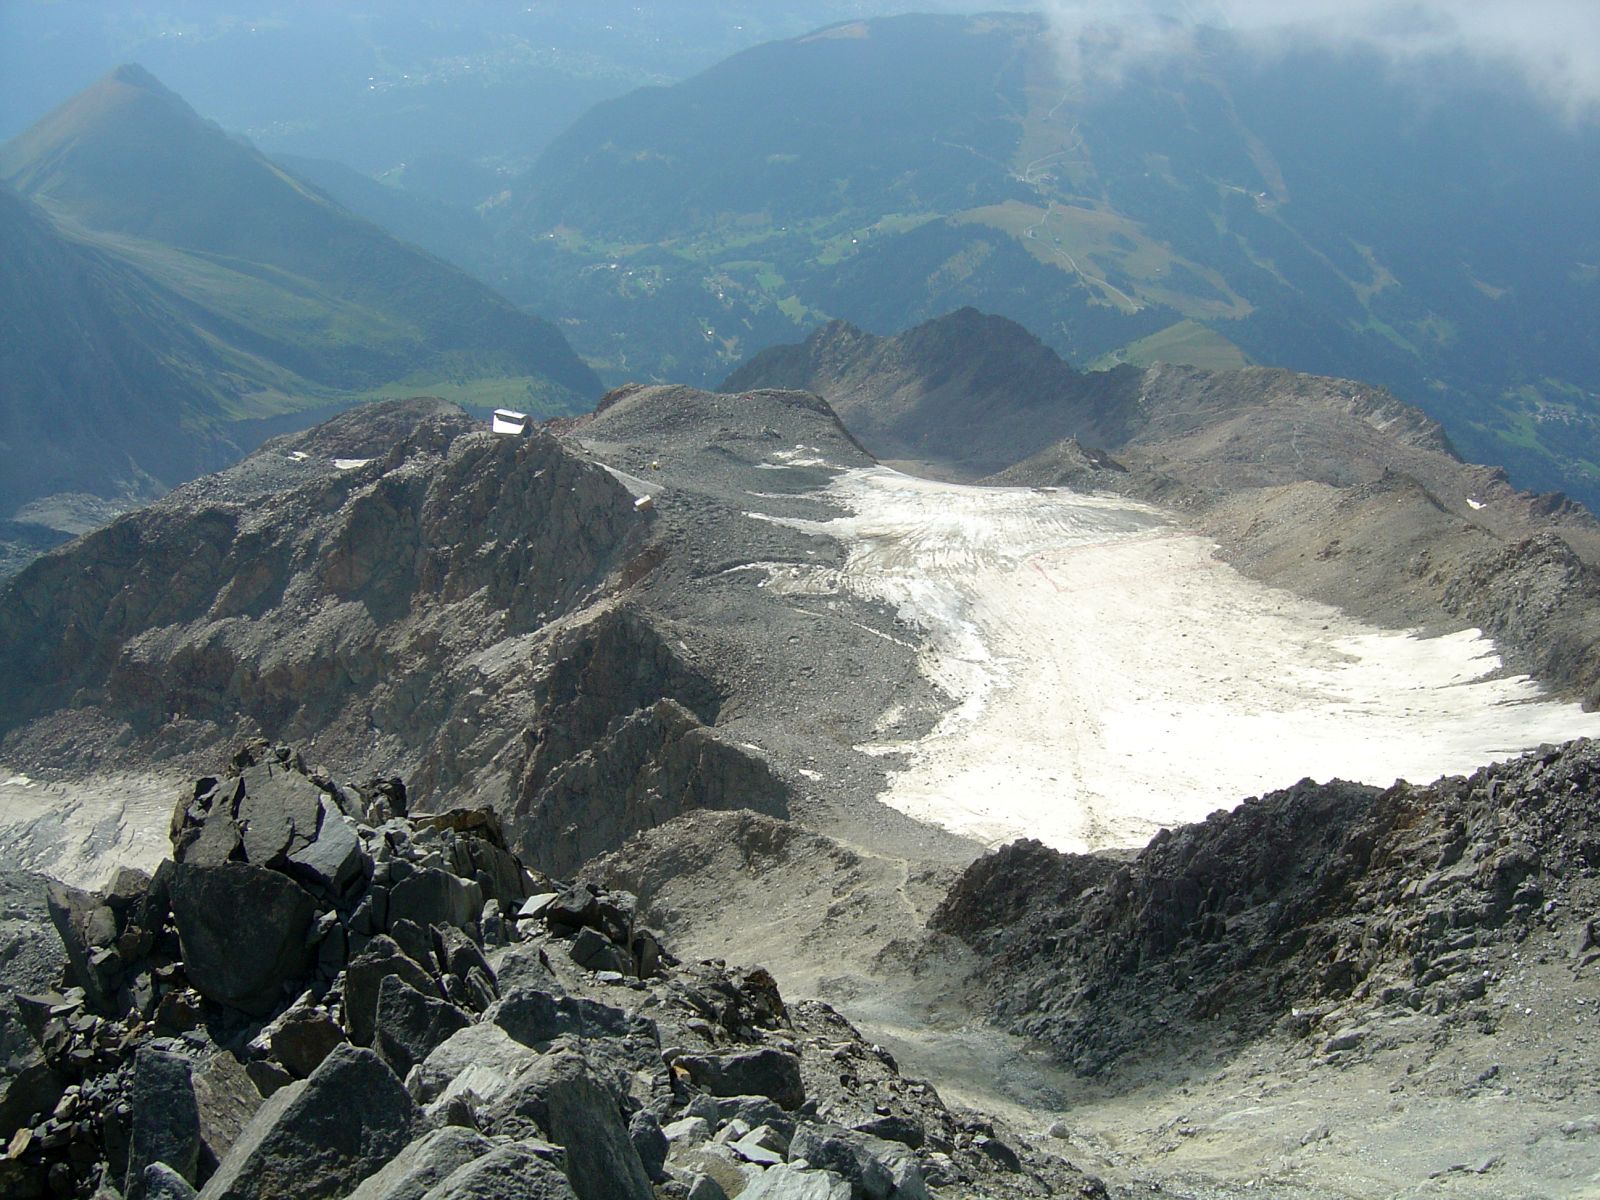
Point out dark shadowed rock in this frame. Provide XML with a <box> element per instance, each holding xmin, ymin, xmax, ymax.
<box><xmin>265</xmin><ymin>1006</ymin><xmax>346</xmax><ymax>1079</ymax></box>
<box><xmin>787</xmin><ymin>1126</ymin><xmax>895</xmax><ymax>1199</ymax></box>
<box><xmin>489</xmin><ymin>988</ymin><xmax>649</xmax><ymax>1048</ymax></box>
<box><xmin>197</xmin><ymin>1044</ymin><xmax>416</xmax><ymax>1200</ymax></box>
<box><xmin>629</xmin><ymin>1109</ymin><xmax>669</xmax><ymax>1183</ymax></box>
<box><xmin>388</xmin><ymin>919</ymin><xmax>438</xmax><ymax>977</ymax></box>
<box><xmin>345</xmin><ymin>1126</ymin><xmax>495</xmax><ymax>1200</ymax></box>
<box><xmin>125</xmin><ymin>1047</ymin><xmax>200</xmax><ymax>1200</ymax></box>
<box><xmin>850</xmin><ymin>1115</ymin><xmax>924</xmax><ymax>1149</ymax></box>
<box><xmin>171</xmin><ymin>863</ymin><xmax>317</xmax><ymax>1016</ymax></box>
<box><xmin>490</xmin><ymin>1049</ymin><xmax>652</xmax><ymax>1200</ymax></box>
<box><xmin>421</xmin><ymin>1142</ymin><xmax>576</xmax><ymax>1200</ymax></box>
<box><xmin>676</xmin><ymin>1048</ymin><xmax>806</xmax><ymax>1110</ymax></box>
<box><xmin>235</xmin><ymin>762</ymin><xmax>324</xmax><ymax>867</ymax></box>
<box><xmin>190</xmin><ymin>1052</ymin><xmax>260</xmax><ymax>1175</ymax></box>
<box><xmin>568</xmin><ymin>927</ymin><xmax>629</xmax><ymax>974</ymax></box>
<box><xmin>387</xmin><ymin>869</ymin><xmax>482</xmax><ymax>935</ymax></box>
<box><xmin>432</xmin><ymin>924</ymin><xmax>495</xmax><ymax>994</ymax></box>
<box><xmin>287</xmin><ymin>797</ymin><xmax>367</xmax><ymax>898</ymax></box>
<box><xmin>45</xmin><ymin>881</ymin><xmax>120</xmax><ymax>1010</ymax></box>
<box><xmin>0</xmin><ymin>990</ymin><xmax>64</xmax><ymax>1138</ymax></box>
<box><xmin>521</xmin><ymin>699</ymin><xmax>787</xmax><ymax>879</ymax></box>
<box><xmin>142</xmin><ymin>1162</ymin><xmax>199</xmax><ymax>1200</ymax></box>
<box><xmin>373</xmin><ymin>974</ymin><xmax>471</xmax><ymax>1076</ymax></box>
<box><xmin>344</xmin><ymin>936</ymin><xmax>440</xmax><ymax>1047</ymax></box>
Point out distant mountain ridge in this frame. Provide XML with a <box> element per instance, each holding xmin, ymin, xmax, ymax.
<box><xmin>488</xmin><ymin>12</ymin><xmax>1600</xmax><ymax>509</ymax></box>
<box><xmin>0</xmin><ymin>64</ymin><xmax>600</xmax><ymax>528</ymax></box>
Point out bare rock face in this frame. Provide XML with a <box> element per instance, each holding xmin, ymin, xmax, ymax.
<box><xmin>197</xmin><ymin>1044</ymin><xmax>417</xmax><ymax>1200</ymax></box>
<box><xmin>520</xmin><ymin>697</ymin><xmax>787</xmax><ymax>878</ymax></box>
<box><xmin>170</xmin><ymin>864</ymin><xmax>319</xmax><ymax>1018</ymax></box>
<box><xmin>935</xmin><ymin>739</ymin><xmax>1600</xmax><ymax>1074</ymax></box>
<box><xmin>0</xmin><ymin>402</ymin><xmax>648</xmax><ymax>782</ymax></box>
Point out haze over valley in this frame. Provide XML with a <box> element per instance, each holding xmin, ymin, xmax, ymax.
<box><xmin>3</xmin><ymin>5</ymin><xmax>1600</xmax><ymax>1199</ymax></box>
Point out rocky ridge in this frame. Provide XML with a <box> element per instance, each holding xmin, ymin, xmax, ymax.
<box><xmin>933</xmin><ymin>739</ymin><xmax>1600</xmax><ymax>1077</ymax></box>
<box><xmin>0</xmin><ymin>397</ymin><xmax>816</xmax><ymax>878</ymax></box>
<box><xmin>0</xmin><ymin>742</ymin><xmax>1107</xmax><ymax>1200</ymax></box>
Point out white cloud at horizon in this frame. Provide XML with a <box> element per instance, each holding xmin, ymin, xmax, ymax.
<box><xmin>1035</xmin><ymin>0</ymin><xmax>1600</xmax><ymax>121</ymax></box>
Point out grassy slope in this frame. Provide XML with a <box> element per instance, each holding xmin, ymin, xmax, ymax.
<box><xmin>0</xmin><ymin>65</ymin><xmax>604</xmax><ymax>512</ymax></box>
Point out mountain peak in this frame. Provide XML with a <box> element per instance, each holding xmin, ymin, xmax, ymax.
<box><xmin>107</xmin><ymin>62</ymin><xmax>172</xmax><ymax>94</ymax></box>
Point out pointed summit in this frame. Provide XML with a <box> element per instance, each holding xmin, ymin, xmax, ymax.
<box><xmin>0</xmin><ymin>67</ymin><xmax>601</xmax><ymax>530</ymax></box>
<box><xmin>0</xmin><ymin>62</ymin><xmax>303</xmax><ymax>253</ymax></box>
<box><xmin>106</xmin><ymin>62</ymin><xmax>170</xmax><ymax>91</ymax></box>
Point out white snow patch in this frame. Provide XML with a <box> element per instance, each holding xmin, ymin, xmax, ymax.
<box><xmin>756</xmin><ymin>445</ymin><xmax>830</xmax><ymax>469</ymax></box>
<box><xmin>333</xmin><ymin>458</ymin><xmax>372</xmax><ymax>470</ymax></box>
<box><xmin>752</xmin><ymin>467</ymin><xmax>1600</xmax><ymax>853</ymax></box>
<box><xmin>1467</xmin><ymin>498</ymin><xmax>1485</xmax><ymax>510</ymax></box>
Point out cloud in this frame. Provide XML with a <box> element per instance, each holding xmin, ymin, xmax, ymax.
<box><xmin>1036</xmin><ymin>0</ymin><xmax>1600</xmax><ymax>121</ymax></box>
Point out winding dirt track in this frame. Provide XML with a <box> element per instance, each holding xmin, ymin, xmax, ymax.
<box><xmin>756</xmin><ymin>467</ymin><xmax>1600</xmax><ymax>851</ymax></box>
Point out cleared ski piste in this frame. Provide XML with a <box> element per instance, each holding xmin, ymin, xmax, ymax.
<box><xmin>752</xmin><ymin>464</ymin><xmax>1600</xmax><ymax>853</ymax></box>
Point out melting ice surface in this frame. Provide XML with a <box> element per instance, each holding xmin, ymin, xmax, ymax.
<box><xmin>752</xmin><ymin>467</ymin><xmax>1600</xmax><ymax>852</ymax></box>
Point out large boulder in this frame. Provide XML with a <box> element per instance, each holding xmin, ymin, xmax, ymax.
<box><xmin>170</xmin><ymin>863</ymin><xmax>318</xmax><ymax>1016</ymax></box>
<box><xmin>345</xmin><ymin>1126</ymin><xmax>495</xmax><ymax>1200</ymax></box>
<box><xmin>373</xmin><ymin>975</ymin><xmax>471</xmax><ymax>1076</ymax></box>
<box><xmin>491</xmin><ymin>1050</ymin><xmax>652</xmax><ymax>1200</ymax></box>
<box><xmin>197</xmin><ymin>1044</ymin><xmax>416</xmax><ymax>1200</ymax></box>
<box><xmin>124</xmin><ymin>1047</ymin><xmax>200</xmax><ymax>1200</ymax></box>
<box><xmin>675</xmin><ymin>1048</ymin><xmax>806</xmax><ymax>1110</ymax></box>
<box><xmin>420</xmin><ymin>1142</ymin><xmax>576</xmax><ymax>1200</ymax></box>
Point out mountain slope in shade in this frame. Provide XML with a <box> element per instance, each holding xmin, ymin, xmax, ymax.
<box><xmin>725</xmin><ymin>307</ymin><xmax>1145</xmax><ymax>473</ymax></box>
<box><xmin>0</xmin><ymin>184</ymin><xmax>241</xmax><ymax>514</ymax></box>
<box><xmin>0</xmin><ymin>65</ymin><xmax>601</xmax><ymax>526</ymax></box>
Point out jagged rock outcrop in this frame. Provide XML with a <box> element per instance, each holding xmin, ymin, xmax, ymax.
<box><xmin>934</xmin><ymin>739</ymin><xmax>1600</xmax><ymax>1075</ymax></box>
<box><xmin>0</xmin><ymin>396</ymin><xmax>820</xmax><ymax>880</ymax></box>
<box><xmin>520</xmin><ymin>697</ymin><xmax>788</xmax><ymax>879</ymax></box>
<box><xmin>0</xmin><ymin>747</ymin><xmax>1103</xmax><ymax>1200</ymax></box>
<box><xmin>0</xmin><ymin>402</ymin><xmax>643</xmax><ymax>749</ymax></box>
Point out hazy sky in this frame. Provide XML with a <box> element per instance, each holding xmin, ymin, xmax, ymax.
<box><xmin>1038</xmin><ymin>0</ymin><xmax>1600</xmax><ymax>119</ymax></box>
